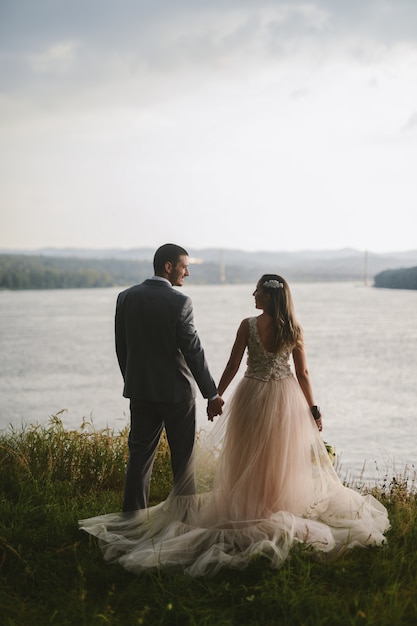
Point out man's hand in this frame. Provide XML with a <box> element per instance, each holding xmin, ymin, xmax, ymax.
<box><xmin>207</xmin><ymin>397</ymin><xmax>224</xmax><ymax>421</ymax></box>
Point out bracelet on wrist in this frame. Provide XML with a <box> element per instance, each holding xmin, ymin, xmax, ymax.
<box><xmin>310</xmin><ymin>405</ymin><xmax>321</xmax><ymax>420</ymax></box>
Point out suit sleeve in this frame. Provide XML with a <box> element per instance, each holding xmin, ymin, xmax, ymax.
<box><xmin>177</xmin><ymin>297</ymin><xmax>218</xmax><ymax>399</ymax></box>
<box><xmin>115</xmin><ymin>293</ymin><xmax>127</xmax><ymax>379</ymax></box>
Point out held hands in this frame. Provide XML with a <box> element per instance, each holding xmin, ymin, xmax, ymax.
<box><xmin>207</xmin><ymin>396</ymin><xmax>224</xmax><ymax>422</ymax></box>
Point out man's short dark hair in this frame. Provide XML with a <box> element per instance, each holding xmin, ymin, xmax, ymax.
<box><xmin>153</xmin><ymin>243</ymin><xmax>189</xmax><ymax>274</ymax></box>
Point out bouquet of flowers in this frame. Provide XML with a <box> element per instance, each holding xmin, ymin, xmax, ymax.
<box><xmin>324</xmin><ymin>441</ymin><xmax>336</xmax><ymax>464</ymax></box>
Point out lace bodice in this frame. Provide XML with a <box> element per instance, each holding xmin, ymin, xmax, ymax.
<box><xmin>244</xmin><ymin>317</ymin><xmax>292</xmax><ymax>382</ymax></box>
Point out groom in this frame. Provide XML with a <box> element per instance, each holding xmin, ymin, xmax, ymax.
<box><xmin>115</xmin><ymin>243</ymin><xmax>224</xmax><ymax>512</ymax></box>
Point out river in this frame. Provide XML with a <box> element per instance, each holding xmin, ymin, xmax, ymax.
<box><xmin>1</xmin><ymin>282</ymin><xmax>416</xmax><ymax>484</ymax></box>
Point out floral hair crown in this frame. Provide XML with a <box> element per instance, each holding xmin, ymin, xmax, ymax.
<box><xmin>263</xmin><ymin>279</ymin><xmax>284</xmax><ymax>289</ymax></box>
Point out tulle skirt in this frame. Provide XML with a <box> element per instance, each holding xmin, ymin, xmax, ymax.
<box><xmin>79</xmin><ymin>374</ymin><xmax>389</xmax><ymax>576</ymax></box>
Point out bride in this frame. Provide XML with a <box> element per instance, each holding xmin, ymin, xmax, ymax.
<box><xmin>80</xmin><ymin>275</ymin><xmax>389</xmax><ymax>576</ymax></box>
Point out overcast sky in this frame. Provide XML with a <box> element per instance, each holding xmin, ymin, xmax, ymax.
<box><xmin>1</xmin><ymin>0</ymin><xmax>417</xmax><ymax>253</ymax></box>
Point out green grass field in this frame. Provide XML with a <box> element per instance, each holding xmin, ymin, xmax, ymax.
<box><xmin>1</xmin><ymin>416</ymin><xmax>416</xmax><ymax>625</ymax></box>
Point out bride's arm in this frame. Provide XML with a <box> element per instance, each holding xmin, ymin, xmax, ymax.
<box><xmin>217</xmin><ymin>319</ymin><xmax>249</xmax><ymax>397</ymax></box>
<box><xmin>292</xmin><ymin>342</ymin><xmax>322</xmax><ymax>431</ymax></box>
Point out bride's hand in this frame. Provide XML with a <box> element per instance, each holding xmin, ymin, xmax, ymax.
<box><xmin>207</xmin><ymin>397</ymin><xmax>224</xmax><ymax>421</ymax></box>
<box><xmin>315</xmin><ymin>417</ymin><xmax>323</xmax><ymax>432</ymax></box>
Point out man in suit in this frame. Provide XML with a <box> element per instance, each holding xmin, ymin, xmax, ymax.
<box><xmin>115</xmin><ymin>243</ymin><xmax>224</xmax><ymax>512</ymax></box>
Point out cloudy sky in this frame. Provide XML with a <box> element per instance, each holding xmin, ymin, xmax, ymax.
<box><xmin>1</xmin><ymin>0</ymin><xmax>417</xmax><ymax>253</ymax></box>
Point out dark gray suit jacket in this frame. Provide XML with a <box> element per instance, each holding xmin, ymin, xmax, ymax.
<box><xmin>115</xmin><ymin>279</ymin><xmax>217</xmax><ymax>403</ymax></box>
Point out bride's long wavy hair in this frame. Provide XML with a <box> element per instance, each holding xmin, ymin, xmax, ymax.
<box><xmin>260</xmin><ymin>274</ymin><xmax>303</xmax><ymax>352</ymax></box>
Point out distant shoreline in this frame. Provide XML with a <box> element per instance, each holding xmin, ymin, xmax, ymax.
<box><xmin>2</xmin><ymin>249</ymin><xmax>417</xmax><ymax>289</ymax></box>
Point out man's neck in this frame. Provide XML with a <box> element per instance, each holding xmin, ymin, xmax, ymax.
<box><xmin>152</xmin><ymin>275</ymin><xmax>171</xmax><ymax>285</ymax></box>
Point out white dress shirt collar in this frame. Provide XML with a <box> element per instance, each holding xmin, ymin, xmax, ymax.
<box><xmin>151</xmin><ymin>275</ymin><xmax>171</xmax><ymax>285</ymax></box>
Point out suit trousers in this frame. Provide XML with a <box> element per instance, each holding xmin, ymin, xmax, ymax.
<box><xmin>122</xmin><ymin>397</ymin><xmax>197</xmax><ymax>512</ymax></box>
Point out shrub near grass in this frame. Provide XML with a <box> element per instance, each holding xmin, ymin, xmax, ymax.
<box><xmin>1</xmin><ymin>415</ymin><xmax>126</xmax><ymax>494</ymax></box>
<box><xmin>0</xmin><ymin>416</ymin><xmax>416</xmax><ymax>625</ymax></box>
<box><xmin>0</xmin><ymin>413</ymin><xmax>173</xmax><ymax>501</ymax></box>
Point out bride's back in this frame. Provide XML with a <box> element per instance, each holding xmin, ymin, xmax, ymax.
<box><xmin>255</xmin><ymin>314</ymin><xmax>279</xmax><ymax>353</ymax></box>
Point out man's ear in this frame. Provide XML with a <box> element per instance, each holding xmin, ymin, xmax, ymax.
<box><xmin>164</xmin><ymin>261</ymin><xmax>173</xmax><ymax>274</ymax></box>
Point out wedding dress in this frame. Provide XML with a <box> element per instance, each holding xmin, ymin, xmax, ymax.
<box><xmin>79</xmin><ymin>317</ymin><xmax>389</xmax><ymax>576</ymax></box>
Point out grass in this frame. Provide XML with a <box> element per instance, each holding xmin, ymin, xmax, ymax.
<box><xmin>1</xmin><ymin>414</ymin><xmax>417</xmax><ymax>626</ymax></box>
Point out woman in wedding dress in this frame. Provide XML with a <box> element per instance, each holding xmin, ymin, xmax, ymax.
<box><xmin>80</xmin><ymin>275</ymin><xmax>389</xmax><ymax>576</ymax></box>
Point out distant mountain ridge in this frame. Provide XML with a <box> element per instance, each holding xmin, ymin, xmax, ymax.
<box><xmin>2</xmin><ymin>247</ymin><xmax>417</xmax><ymax>281</ymax></box>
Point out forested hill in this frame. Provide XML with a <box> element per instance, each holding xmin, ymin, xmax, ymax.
<box><xmin>374</xmin><ymin>266</ymin><xmax>417</xmax><ymax>290</ymax></box>
<box><xmin>0</xmin><ymin>255</ymin><xmax>151</xmax><ymax>290</ymax></box>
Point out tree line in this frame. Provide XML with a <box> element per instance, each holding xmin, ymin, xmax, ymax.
<box><xmin>4</xmin><ymin>253</ymin><xmax>415</xmax><ymax>290</ymax></box>
<box><xmin>0</xmin><ymin>255</ymin><xmax>150</xmax><ymax>290</ymax></box>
